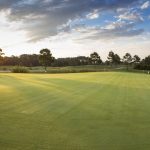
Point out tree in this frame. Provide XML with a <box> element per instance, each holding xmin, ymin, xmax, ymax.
<box><xmin>39</xmin><ymin>49</ymin><xmax>54</xmax><ymax>71</ymax></box>
<box><xmin>90</xmin><ymin>52</ymin><xmax>102</xmax><ymax>65</ymax></box>
<box><xmin>123</xmin><ymin>53</ymin><xmax>132</xmax><ymax>70</ymax></box>
<box><xmin>134</xmin><ymin>55</ymin><xmax>150</xmax><ymax>70</ymax></box>
<box><xmin>0</xmin><ymin>48</ymin><xmax>4</xmax><ymax>57</ymax></box>
<box><xmin>0</xmin><ymin>48</ymin><xmax>4</xmax><ymax>65</ymax></box>
<box><xmin>19</xmin><ymin>54</ymin><xmax>40</xmax><ymax>67</ymax></box>
<box><xmin>133</xmin><ymin>55</ymin><xmax>141</xmax><ymax>64</ymax></box>
<box><xmin>107</xmin><ymin>51</ymin><xmax>121</xmax><ymax>65</ymax></box>
<box><xmin>107</xmin><ymin>51</ymin><xmax>115</xmax><ymax>64</ymax></box>
<box><xmin>114</xmin><ymin>54</ymin><xmax>121</xmax><ymax>65</ymax></box>
<box><xmin>144</xmin><ymin>55</ymin><xmax>150</xmax><ymax>65</ymax></box>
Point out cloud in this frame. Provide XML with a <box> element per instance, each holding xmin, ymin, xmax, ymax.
<box><xmin>86</xmin><ymin>10</ymin><xmax>99</xmax><ymax>19</ymax></box>
<box><xmin>117</xmin><ymin>11</ymin><xmax>144</xmax><ymax>22</ymax></box>
<box><xmin>0</xmin><ymin>0</ymin><xmax>20</xmax><ymax>10</ymax></box>
<box><xmin>0</xmin><ymin>0</ymin><xmax>142</xmax><ymax>41</ymax></box>
<box><xmin>141</xmin><ymin>1</ymin><xmax>150</xmax><ymax>9</ymax></box>
<box><xmin>72</xmin><ymin>21</ymin><xmax>144</xmax><ymax>41</ymax></box>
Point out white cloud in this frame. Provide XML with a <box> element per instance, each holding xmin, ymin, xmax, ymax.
<box><xmin>141</xmin><ymin>1</ymin><xmax>150</xmax><ymax>9</ymax></box>
<box><xmin>118</xmin><ymin>11</ymin><xmax>144</xmax><ymax>22</ymax></box>
<box><xmin>0</xmin><ymin>12</ymin><xmax>27</xmax><ymax>49</ymax></box>
<box><xmin>86</xmin><ymin>10</ymin><xmax>99</xmax><ymax>19</ymax></box>
<box><xmin>0</xmin><ymin>0</ymin><xmax>140</xmax><ymax>41</ymax></box>
<box><xmin>0</xmin><ymin>0</ymin><xmax>149</xmax><ymax>59</ymax></box>
<box><xmin>70</xmin><ymin>20</ymin><xmax>144</xmax><ymax>41</ymax></box>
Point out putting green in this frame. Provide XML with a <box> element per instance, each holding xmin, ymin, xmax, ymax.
<box><xmin>0</xmin><ymin>72</ymin><xmax>150</xmax><ymax>150</ymax></box>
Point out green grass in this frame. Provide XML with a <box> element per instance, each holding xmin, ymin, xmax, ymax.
<box><xmin>0</xmin><ymin>72</ymin><xmax>150</xmax><ymax>150</ymax></box>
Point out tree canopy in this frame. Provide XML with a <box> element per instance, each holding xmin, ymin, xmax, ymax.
<box><xmin>0</xmin><ymin>48</ymin><xmax>150</xmax><ymax>71</ymax></box>
<box><xmin>90</xmin><ymin>52</ymin><xmax>102</xmax><ymax>65</ymax></box>
<box><xmin>39</xmin><ymin>49</ymin><xmax>54</xmax><ymax>71</ymax></box>
<box><xmin>0</xmin><ymin>48</ymin><xmax>4</xmax><ymax>57</ymax></box>
<box><xmin>107</xmin><ymin>51</ymin><xmax>121</xmax><ymax>65</ymax></box>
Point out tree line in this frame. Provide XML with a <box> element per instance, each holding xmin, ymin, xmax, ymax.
<box><xmin>0</xmin><ymin>48</ymin><xmax>150</xmax><ymax>70</ymax></box>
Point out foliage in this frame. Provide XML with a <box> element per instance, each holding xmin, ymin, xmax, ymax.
<box><xmin>27</xmin><ymin>65</ymin><xmax>121</xmax><ymax>73</ymax></box>
<box><xmin>0</xmin><ymin>48</ymin><xmax>4</xmax><ymax>65</ymax></box>
<box><xmin>0</xmin><ymin>48</ymin><xmax>149</xmax><ymax>72</ymax></box>
<box><xmin>0</xmin><ymin>48</ymin><xmax>4</xmax><ymax>57</ymax></box>
<box><xmin>107</xmin><ymin>51</ymin><xmax>121</xmax><ymax>65</ymax></box>
<box><xmin>52</xmin><ymin>56</ymin><xmax>90</xmax><ymax>67</ymax></box>
<box><xmin>107</xmin><ymin>51</ymin><xmax>114</xmax><ymax>63</ymax></box>
<box><xmin>12</xmin><ymin>66</ymin><xmax>29</xmax><ymax>73</ymax></box>
<box><xmin>114</xmin><ymin>54</ymin><xmax>121</xmax><ymax>64</ymax></box>
<box><xmin>39</xmin><ymin>49</ymin><xmax>54</xmax><ymax>71</ymax></box>
<box><xmin>20</xmin><ymin>54</ymin><xmax>40</xmax><ymax>66</ymax></box>
<box><xmin>133</xmin><ymin>55</ymin><xmax>141</xmax><ymax>64</ymax></box>
<box><xmin>122</xmin><ymin>53</ymin><xmax>133</xmax><ymax>70</ymax></box>
<box><xmin>90</xmin><ymin>52</ymin><xmax>102</xmax><ymax>65</ymax></box>
<box><xmin>134</xmin><ymin>55</ymin><xmax>150</xmax><ymax>70</ymax></box>
<box><xmin>123</xmin><ymin>53</ymin><xmax>132</xmax><ymax>64</ymax></box>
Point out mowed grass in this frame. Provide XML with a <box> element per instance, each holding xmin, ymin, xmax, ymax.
<box><xmin>0</xmin><ymin>72</ymin><xmax>150</xmax><ymax>150</ymax></box>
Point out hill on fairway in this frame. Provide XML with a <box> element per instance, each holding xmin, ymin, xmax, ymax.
<box><xmin>0</xmin><ymin>72</ymin><xmax>150</xmax><ymax>150</ymax></box>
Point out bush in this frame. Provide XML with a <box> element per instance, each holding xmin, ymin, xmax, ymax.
<box><xmin>134</xmin><ymin>64</ymin><xmax>150</xmax><ymax>70</ymax></box>
<box><xmin>12</xmin><ymin>67</ymin><xmax>29</xmax><ymax>73</ymax></box>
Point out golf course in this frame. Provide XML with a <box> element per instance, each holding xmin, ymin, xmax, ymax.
<box><xmin>0</xmin><ymin>72</ymin><xmax>150</xmax><ymax>150</ymax></box>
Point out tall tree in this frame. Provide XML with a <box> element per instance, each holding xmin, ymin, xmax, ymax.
<box><xmin>0</xmin><ymin>48</ymin><xmax>4</xmax><ymax>57</ymax></box>
<box><xmin>134</xmin><ymin>55</ymin><xmax>150</xmax><ymax>70</ymax></box>
<box><xmin>114</xmin><ymin>54</ymin><xmax>121</xmax><ymax>65</ymax></box>
<box><xmin>133</xmin><ymin>55</ymin><xmax>141</xmax><ymax>64</ymax></box>
<box><xmin>107</xmin><ymin>51</ymin><xmax>121</xmax><ymax>65</ymax></box>
<box><xmin>0</xmin><ymin>48</ymin><xmax>4</xmax><ymax>65</ymax></box>
<box><xmin>123</xmin><ymin>53</ymin><xmax>132</xmax><ymax>70</ymax></box>
<box><xmin>39</xmin><ymin>49</ymin><xmax>54</xmax><ymax>71</ymax></box>
<box><xmin>107</xmin><ymin>51</ymin><xmax>115</xmax><ymax>64</ymax></box>
<box><xmin>144</xmin><ymin>55</ymin><xmax>150</xmax><ymax>65</ymax></box>
<box><xmin>90</xmin><ymin>52</ymin><xmax>102</xmax><ymax>65</ymax></box>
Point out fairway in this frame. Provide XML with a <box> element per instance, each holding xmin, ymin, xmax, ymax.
<box><xmin>0</xmin><ymin>72</ymin><xmax>150</xmax><ymax>150</ymax></box>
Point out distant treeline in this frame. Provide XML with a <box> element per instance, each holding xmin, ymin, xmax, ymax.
<box><xmin>0</xmin><ymin>49</ymin><xmax>150</xmax><ymax>70</ymax></box>
<box><xmin>134</xmin><ymin>55</ymin><xmax>150</xmax><ymax>70</ymax></box>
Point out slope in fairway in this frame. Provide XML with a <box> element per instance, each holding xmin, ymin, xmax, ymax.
<box><xmin>0</xmin><ymin>72</ymin><xmax>150</xmax><ymax>150</ymax></box>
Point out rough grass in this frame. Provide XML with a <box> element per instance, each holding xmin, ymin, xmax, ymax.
<box><xmin>29</xmin><ymin>65</ymin><xmax>126</xmax><ymax>73</ymax></box>
<box><xmin>0</xmin><ymin>65</ymin><xmax>126</xmax><ymax>73</ymax></box>
<box><xmin>0</xmin><ymin>72</ymin><xmax>150</xmax><ymax>150</ymax></box>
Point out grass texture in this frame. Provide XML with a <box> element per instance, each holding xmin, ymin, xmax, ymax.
<box><xmin>0</xmin><ymin>72</ymin><xmax>150</xmax><ymax>150</ymax></box>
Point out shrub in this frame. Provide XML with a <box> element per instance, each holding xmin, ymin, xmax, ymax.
<box><xmin>12</xmin><ymin>67</ymin><xmax>29</xmax><ymax>73</ymax></box>
<box><xmin>134</xmin><ymin>64</ymin><xmax>150</xmax><ymax>70</ymax></box>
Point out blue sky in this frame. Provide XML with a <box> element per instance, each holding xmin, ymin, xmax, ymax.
<box><xmin>0</xmin><ymin>0</ymin><xmax>150</xmax><ymax>60</ymax></box>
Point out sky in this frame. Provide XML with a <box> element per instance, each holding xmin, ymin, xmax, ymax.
<box><xmin>0</xmin><ymin>0</ymin><xmax>150</xmax><ymax>60</ymax></box>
